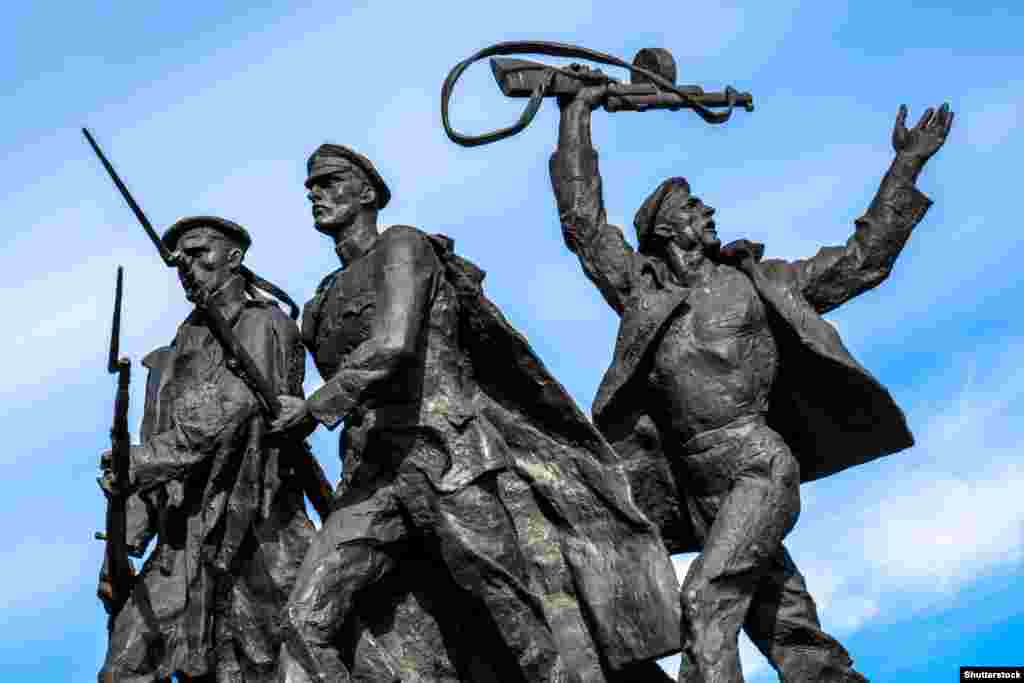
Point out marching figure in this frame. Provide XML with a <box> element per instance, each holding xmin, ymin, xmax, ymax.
<box><xmin>548</xmin><ymin>81</ymin><xmax>952</xmax><ymax>682</ymax></box>
<box><xmin>272</xmin><ymin>143</ymin><xmax>681</xmax><ymax>683</ymax></box>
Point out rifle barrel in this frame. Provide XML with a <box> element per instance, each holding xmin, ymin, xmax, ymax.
<box><xmin>605</xmin><ymin>88</ymin><xmax>754</xmax><ymax>113</ymax></box>
<box><xmin>82</xmin><ymin>128</ymin><xmax>176</xmax><ymax>266</ymax></box>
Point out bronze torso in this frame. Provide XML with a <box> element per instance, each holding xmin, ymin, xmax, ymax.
<box><xmin>301</xmin><ymin>229</ymin><xmax>472</xmax><ymax>440</ymax></box>
<box><xmin>647</xmin><ymin>263</ymin><xmax>778</xmax><ymax>441</ymax></box>
<box><xmin>304</xmin><ymin>261</ymin><xmax>376</xmax><ymax>383</ymax></box>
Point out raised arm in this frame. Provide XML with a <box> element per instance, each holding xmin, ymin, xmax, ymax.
<box><xmin>550</xmin><ymin>83</ymin><xmax>640</xmax><ymax>316</ymax></box>
<box><xmin>304</xmin><ymin>226</ymin><xmax>438</xmax><ymax>429</ymax></box>
<box><xmin>791</xmin><ymin>103</ymin><xmax>953</xmax><ymax>314</ymax></box>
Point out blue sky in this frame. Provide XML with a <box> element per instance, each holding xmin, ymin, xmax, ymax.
<box><xmin>2</xmin><ymin>1</ymin><xmax>1022</xmax><ymax>680</ymax></box>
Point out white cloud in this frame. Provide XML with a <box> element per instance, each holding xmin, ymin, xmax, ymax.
<box><xmin>850</xmin><ymin>352</ymin><xmax>1024</xmax><ymax>597</ymax></box>
<box><xmin>788</xmin><ymin>341</ymin><xmax>1024</xmax><ymax>637</ymax></box>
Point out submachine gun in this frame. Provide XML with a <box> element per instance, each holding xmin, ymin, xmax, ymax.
<box><xmin>82</xmin><ymin>129</ymin><xmax>335</xmax><ymax>521</ymax></box>
<box><xmin>442</xmin><ymin>41</ymin><xmax>754</xmax><ymax>147</ymax></box>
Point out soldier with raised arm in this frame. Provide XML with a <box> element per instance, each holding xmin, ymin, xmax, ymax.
<box><xmin>549</xmin><ymin>81</ymin><xmax>951</xmax><ymax>682</ymax></box>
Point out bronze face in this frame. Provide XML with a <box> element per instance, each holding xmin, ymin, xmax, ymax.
<box><xmin>174</xmin><ymin>227</ymin><xmax>241</xmax><ymax>302</ymax></box>
<box><xmin>306</xmin><ymin>164</ymin><xmax>375</xmax><ymax>235</ymax></box>
<box><xmin>655</xmin><ymin>192</ymin><xmax>720</xmax><ymax>254</ymax></box>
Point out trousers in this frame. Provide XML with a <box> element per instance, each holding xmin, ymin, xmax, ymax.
<box><xmin>277</xmin><ymin>430</ymin><xmax>564</xmax><ymax>683</ymax></box>
<box><xmin>673</xmin><ymin>418</ymin><xmax>868</xmax><ymax>683</ymax></box>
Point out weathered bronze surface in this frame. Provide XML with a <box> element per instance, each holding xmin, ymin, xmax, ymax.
<box><xmin>544</xmin><ymin>76</ymin><xmax>952</xmax><ymax>682</ymax></box>
<box><xmin>95</xmin><ymin>217</ymin><xmax>316</xmax><ymax>681</ymax></box>
<box><xmin>442</xmin><ymin>42</ymin><xmax>753</xmax><ymax>148</ymax></box>
<box><xmin>83</xmin><ymin>42</ymin><xmax>953</xmax><ymax>682</ymax></box>
<box><xmin>273</xmin><ymin>143</ymin><xmax>682</xmax><ymax>683</ymax></box>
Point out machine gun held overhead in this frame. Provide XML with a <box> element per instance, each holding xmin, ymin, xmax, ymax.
<box><xmin>442</xmin><ymin>41</ymin><xmax>754</xmax><ymax>147</ymax></box>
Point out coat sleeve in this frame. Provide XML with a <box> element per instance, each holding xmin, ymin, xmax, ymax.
<box><xmin>122</xmin><ymin>347</ymin><xmax>172</xmax><ymax>555</ymax></box>
<box><xmin>787</xmin><ymin>158</ymin><xmax>932</xmax><ymax>314</ymax></box>
<box><xmin>550</xmin><ymin>143</ymin><xmax>639</xmax><ymax>316</ymax></box>
<box><xmin>306</xmin><ymin>226</ymin><xmax>439</xmax><ymax>429</ymax></box>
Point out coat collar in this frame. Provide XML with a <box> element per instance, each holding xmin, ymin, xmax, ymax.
<box><xmin>593</xmin><ymin>260</ymin><xmax>690</xmax><ymax>423</ymax></box>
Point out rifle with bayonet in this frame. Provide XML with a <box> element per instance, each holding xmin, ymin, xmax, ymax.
<box><xmin>97</xmin><ymin>266</ymin><xmax>134</xmax><ymax>619</ymax></box>
<box><xmin>82</xmin><ymin>128</ymin><xmax>334</xmax><ymax>520</ymax></box>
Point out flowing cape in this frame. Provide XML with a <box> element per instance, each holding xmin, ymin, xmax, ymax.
<box><xmin>429</xmin><ymin>235</ymin><xmax>681</xmax><ymax>670</ymax></box>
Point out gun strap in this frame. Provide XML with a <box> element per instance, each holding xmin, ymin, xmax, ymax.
<box><xmin>441</xmin><ymin>40</ymin><xmax>740</xmax><ymax>147</ymax></box>
<box><xmin>206</xmin><ymin>307</ymin><xmax>335</xmax><ymax>520</ymax></box>
<box><xmin>240</xmin><ymin>266</ymin><xmax>300</xmax><ymax>320</ymax></box>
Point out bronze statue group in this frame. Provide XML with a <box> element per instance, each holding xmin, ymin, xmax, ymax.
<box><xmin>92</xmin><ymin>58</ymin><xmax>952</xmax><ymax>683</ymax></box>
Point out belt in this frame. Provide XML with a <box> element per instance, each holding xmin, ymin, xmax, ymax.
<box><xmin>681</xmin><ymin>414</ymin><xmax>766</xmax><ymax>455</ymax></box>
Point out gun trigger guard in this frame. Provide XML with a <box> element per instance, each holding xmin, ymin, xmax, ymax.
<box><xmin>691</xmin><ymin>89</ymin><xmax>730</xmax><ymax>124</ymax></box>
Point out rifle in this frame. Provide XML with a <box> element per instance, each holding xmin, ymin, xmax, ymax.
<box><xmin>442</xmin><ymin>41</ymin><xmax>754</xmax><ymax>147</ymax></box>
<box><xmin>82</xmin><ymin>129</ymin><xmax>335</xmax><ymax>520</ymax></box>
<box><xmin>97</xmin><ymin>266</ymin><xmax>134</xmax><ymax>618</ymax></box>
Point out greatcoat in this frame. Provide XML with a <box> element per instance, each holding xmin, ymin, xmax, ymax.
<box><xmin>298</xmin><ymin>225</ymin><xmax>681</xmax><ymax>678</ymax></box>
<box><xmin>100</xmin><ymin>276</ymin><xmax>314</xmax><ymax>682</ymax></box>
<box><xmin>550</xmin><ymin>143</ymin><xmax>933</xmax><ymax>553</ymax></box>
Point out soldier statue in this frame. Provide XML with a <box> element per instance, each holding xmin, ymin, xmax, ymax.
<box><xmin>269</xmin><ymin>143</ymin><xmax>682</xmax><ymax>683</ymax></box>
<box><xmin>548</xmin><ymin>80</ymin><xmax>952</xmax><ymax>682</ymax></box>
<box><xmin>97</xmin><ymin>217</ymin><xmax>315</xmax><ymax>682</ymax></box>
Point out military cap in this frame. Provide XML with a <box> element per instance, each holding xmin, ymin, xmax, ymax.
<box><xmin>162</xmin><ymin>215</ymin><xmax>252</xmax><ymax>252</ymax></box>
<box><xmin>633</xmin><ymin>176</ymin><xmax>691</xmax><ymax>248</ymax></box>
<box><xmin>305</xmin><ymin>143</ymin><xmax>391</xmax><ymax>209</ymax></box>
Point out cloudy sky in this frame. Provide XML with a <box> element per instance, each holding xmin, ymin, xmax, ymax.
<box><xmin>2</xmin><ymin>1</ymin><xmax>1022</xmax><ymax>680</ymax></box>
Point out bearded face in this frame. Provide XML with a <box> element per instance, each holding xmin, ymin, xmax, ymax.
<box><xmin>174</xmin><ymin>228</ymin><xmax>243</xmax><ymax>303</ymax></box>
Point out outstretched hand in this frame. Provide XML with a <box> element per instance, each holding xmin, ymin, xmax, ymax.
<box><xmin>893</xmin><ymin>103</ymin><xmax>953</xmax><ymax>161</ymax></box>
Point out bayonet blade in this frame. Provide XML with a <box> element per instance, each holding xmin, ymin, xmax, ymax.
<box><xmin>108</xmin><ymin>266</ymin><xmax>123</xmax><ymax>374</ymax></box>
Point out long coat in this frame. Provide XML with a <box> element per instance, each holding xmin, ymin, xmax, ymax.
<box><xmin>104</xmin><ymin>276</ymin><xmax>314</xmax><ymax>682</ymax></box>
<box><xmin>300</xmin><ymin>226</ymin><xmax>681</xmax><ymax>675</ymax></box>
<box><xmin>550</xmin><ymin>141</ymin><xmax>933</xmax><ymax>553</ymax></box>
